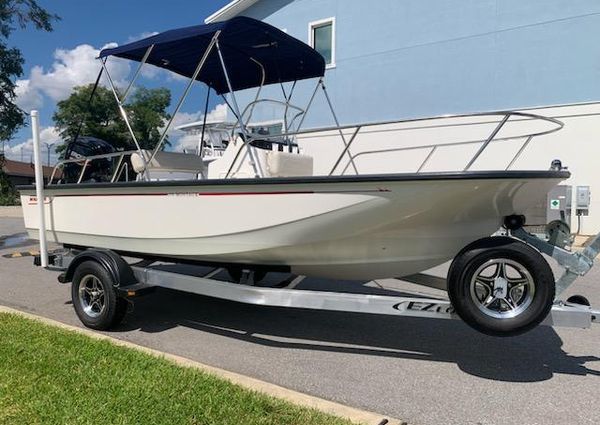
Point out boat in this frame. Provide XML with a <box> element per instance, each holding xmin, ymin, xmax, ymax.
<box><xmin>22</xmin><ymin>170</ymin><xmax>566</xmax><ymax>280</ymax></box>
<box><xmin>19</xmin><ymin>17</ymin><xmax>591</xmax><ymax>335</ymax></box>
<box><xmin>19</xmin><ymin>17</ymin><xmax>569</xmax><ymax>279</ymax></box>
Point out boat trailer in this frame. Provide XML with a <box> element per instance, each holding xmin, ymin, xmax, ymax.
<box><xmin>38</xmin><ymin>222</ymin><xmax>599</xmax><ymax>334</ymax></box>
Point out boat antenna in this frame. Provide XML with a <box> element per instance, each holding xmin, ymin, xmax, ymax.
<box><xmin>199</xmin><ymin>86</ymin><xmax>211</xmax><ymax>156</ymax></box>
<box><xmin>64</xmin><ymin>67</ymin><xmax>104</xmax><ymax>157</ymax></box>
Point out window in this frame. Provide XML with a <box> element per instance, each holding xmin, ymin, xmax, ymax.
<box><xmin>309</xmin><ymin>17</ymin><xmax>335</xmax><ymax>68</ymax></box>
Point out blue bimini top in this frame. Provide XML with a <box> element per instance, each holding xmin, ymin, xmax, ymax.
<box><xmin>99</xmin><ymin>17</ymin><xmax>326</xmax><ymax>95</ymax></box>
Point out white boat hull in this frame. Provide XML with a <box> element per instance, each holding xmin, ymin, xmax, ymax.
<box><xmin>20</xmin><ymin>172</ymin><xmax>567</xmax><ymax>279</ymax></box>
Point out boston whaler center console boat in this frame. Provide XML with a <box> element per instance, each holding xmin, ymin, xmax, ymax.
<box><xmin>19</xmin><ymin>17</ymin><xmax>600</xmax><ymax>336</ymax></box>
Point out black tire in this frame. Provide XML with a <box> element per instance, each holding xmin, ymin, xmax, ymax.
<box><xmin>71</xmin><ymin>260</ymin><xmax>128</xmax><ymax>330</ymax></box>
<box><xmin>567</xmin><ymin>295</ymin><xmax>590</xmax><ymax>306</ymax></box>
<box><xmin>448</xmin><ymin>237</ymin><xmax>554</xmax><ymax>336</ymax></box>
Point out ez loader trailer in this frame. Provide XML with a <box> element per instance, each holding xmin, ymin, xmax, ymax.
<box><xmin>37</xmin><ymin>231</ymin><xmax>599</xmax><ymax>336</ymax></box>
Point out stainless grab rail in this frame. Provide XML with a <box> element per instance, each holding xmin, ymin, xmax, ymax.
<box><xmin>48</xmin><ymin>150</ymin><xmax>139</xmax><ymax>185</ymax></box>
<box><xmin>329</xmin><ymin>111</ymin><xmax>564</xmax><ymax>175</ymax></box>
<box><xmin>242</xmin><ymin>110</ymin><xmax>563</xmax><ymax>140</ymax></box>
<box><xmin>47</xmin><ymin>110</ymin><xmax>564</xmax><ymax>185</ymax></box>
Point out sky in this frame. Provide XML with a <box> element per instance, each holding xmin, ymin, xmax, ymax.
<box><xmin>5</xmin><ymin>0</ymin><xmax>231</xmax><ymax>164</ymax></box>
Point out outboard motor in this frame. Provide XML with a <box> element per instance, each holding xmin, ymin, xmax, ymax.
<box><xmin>62</xmin><ymin>137</ymin><xmax>116</xmax><ymax>183</ymax></box>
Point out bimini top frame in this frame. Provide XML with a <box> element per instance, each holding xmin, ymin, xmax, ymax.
<box><xmin>94</xmin><ymin>16</ymin><xmax>564</xmax><ymax>182</ymax></box>
<box><xmin>98</xmin><ymin>16</ymin><xmax>340</xmax><ymax>178</ymax></box>
<box><xmin>100</xmin><ymin>17</ymin><xmax>325</xmax><ymax>95</ymax></box>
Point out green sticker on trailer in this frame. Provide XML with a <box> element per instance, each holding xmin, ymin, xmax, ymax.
<box><xmin>550</xmin><ymin>199</ymin><xmax>560</xmax><ymax>210</ymax></box>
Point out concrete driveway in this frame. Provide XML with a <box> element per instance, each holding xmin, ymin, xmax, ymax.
<box><xmin>1</xmin><ymin>215</ymin><xmax>599</xmax><ymax>425</ymax></box>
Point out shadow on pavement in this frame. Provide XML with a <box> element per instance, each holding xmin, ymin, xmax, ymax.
<box><xmin>115</xmin><ymin>286</ymin><xmax>600</xmax><ymax>383</ymax></box>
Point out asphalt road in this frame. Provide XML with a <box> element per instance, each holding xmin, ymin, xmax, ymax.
<box><xmin>1</xmin><ymin>216</ymin><xmax>599</xmax><ymax>425</ymax></box>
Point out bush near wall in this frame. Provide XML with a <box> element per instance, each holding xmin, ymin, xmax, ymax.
<box><xmin>0</xmin><ymin>156</ymin><xmax>19</xmax><ymax>206</ymax></box>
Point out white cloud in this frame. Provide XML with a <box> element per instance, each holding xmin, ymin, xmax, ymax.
<box><xmin>126</xmin><ymin>31</ymin><xmax>159</xmax><ymax>43</ymax></box>
<box><xmin>170</xmin><ymin>111</ymin><xmax>201</xmax><ymax>131</ymax></box>
<box><xmin>207</xmin><ymin>103</ymin><xmax>228</xmax><ymax>121</ymax></box>
<box><xmin>14</xmin><ymin>79</ymin><xmax>44</xmax><ymax>110</ymax></box>
<box><xmin>4</xmin><ymin>126</ymin><xmax>62</xmax><ymax>164</ymax></box>
<box><xmin>174</xmin><ymin>134</ymin><xmax>201</xmax><ymax>153</ymax></box>
<box><xmin>168</xmin><ymin>103</ymin><xmax>228</xmax><ymax>134</ymax></box>
<box><xmin>140</xmin><ymin>64</ymin><xmax>163</xmax><ymax>80</ymax></box>
<box><xmin>15</xmin><ymin>43</ymin><xmax>131</xmax><ymax>112</ymax></box>
<box><xmin>13</xmin><ymin>29</ymin><xmax>203</xmax><ymax>115</ymax></box>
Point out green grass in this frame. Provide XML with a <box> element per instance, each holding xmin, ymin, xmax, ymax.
<box><xmin>0</xmin><ymin>313</ymin><xmax>354</xmax><ymax>425</ymax></box>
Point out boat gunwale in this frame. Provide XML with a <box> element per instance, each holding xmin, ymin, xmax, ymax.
<box><xmin>16</xmin><ymin>170</ymin><xmax>570</xmax><ymax>193</ymax></box>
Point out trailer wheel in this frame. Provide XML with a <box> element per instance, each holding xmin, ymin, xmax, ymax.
<box><xmin>567</xmin><ymin>295</ymin><xmax>590</xmax><ymax>306</ymax></box>
<box><xmin>448</xmin><ymin>237</ymin><xmax>554</xmax><ymax>336</ymax></box>
<box><xmin>71</xmin><ymin>260</ymin><xmax>127</xmax><ymax>330</ymax></box>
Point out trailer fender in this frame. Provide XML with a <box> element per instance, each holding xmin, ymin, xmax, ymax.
<box><xmin>58</xmin><ymin>249</ymin><xmax>136</xmax><ymax>287</ymax></box>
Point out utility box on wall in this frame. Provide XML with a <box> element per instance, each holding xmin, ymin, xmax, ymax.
<box><xmin>576</xmin><ymin>185</ymin><xmax>591</xmax><ymax>216</ymax></box>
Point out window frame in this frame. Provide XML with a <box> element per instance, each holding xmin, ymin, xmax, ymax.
<box><xmin>308</xmin><ymin>17</ymin><xmax>336</xmax><ymax>69</ymax></box>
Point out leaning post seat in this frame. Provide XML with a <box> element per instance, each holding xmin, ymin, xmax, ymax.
<box><xmin>265</xmin><ymin>151</ymin><xmax>313</xmax><ymax>177</ymax></box>
<box><xmin>130</xmin><ymin>150</ymin><xmax>206</xmax><ymax>176</ymax></box>
<box><xmin>207</xmin><ymin>135</ymin><xmax>314</xmax><ymax>178</ymax></box>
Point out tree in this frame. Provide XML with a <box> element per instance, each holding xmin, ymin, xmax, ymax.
<box><xmin>129</xmin><ymin>87</ymin><xmax>172</xmax><ymax>150</ymax></box>
<box><xmin>53</xmin><ymin>85</ymin><xmax>172</xmax><ymax>154</ymax></box>
<box><xmin>0</xmin><ymin>155</ymin><xmax>18</xmax><ymax>205</ymax></box>
<box><xmin>0</xmin><ymin>1</ymin><xmax>58</xmax><ymax>205</ymax></box>
<box><xmin>53</xmin><ymin>84</ymin><xmax>128</xmax><ymax>150</ymax></box>
<box><xmin>0</xmin><ymin>0</ymin><xmax>60</xmax><ymax>141</ymax></box>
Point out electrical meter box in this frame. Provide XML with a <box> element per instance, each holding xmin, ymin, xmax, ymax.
<box><xmin>576</xmin><ymin>185</ymin><xmax>590</xmax><ymax>216</ymax></box>
<box><xmin>547</xmin><ymin>185</ymin><xmax>572</xmax><ymax>226</ymax></box>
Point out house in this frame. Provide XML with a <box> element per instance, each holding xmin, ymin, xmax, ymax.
<box><xmin>206</xmin><ymin>0</ymin><xmax>600</xmax><ymax>125</ymax></box>
<box><xmin>204</xmin><ymin>1</ymin><xmax>600</xmax><ymax>234</ymax></box>
<box><xmin>1</xmin><ymin>156</ymin><xmax>58</xmax><ymax>186</ymax></box>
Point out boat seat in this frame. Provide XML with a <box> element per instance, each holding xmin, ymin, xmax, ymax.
<box><xmin>265</xmin><ymin>150</ymin><xmax>313</xmax><ymax>177</ymax></box>
<box><xmin>131</xmin><ymin>150</ymin><xmax>206</xmax><ymax>175</ymax></box>
<box><xmin>207</xmin><ymin>136</ymin><xmax>313</xmax><ymax>178</ymax></box>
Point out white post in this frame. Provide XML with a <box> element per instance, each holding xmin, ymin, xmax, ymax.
<box><xmin>31</xmin><ymin>110</ymin><xmax>48</xmax><ymax>268</ymax></box>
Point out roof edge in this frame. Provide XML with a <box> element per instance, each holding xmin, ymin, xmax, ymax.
<box><xmin>205</xmin><ymin>0</ymin><xmax>260</xmax><ymax>23</ymax></box>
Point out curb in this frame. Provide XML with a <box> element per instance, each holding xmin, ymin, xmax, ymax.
<box><xmin>0</xmin><ymin>305</ymin><xmax>405</xmax><ymax>425</ymax></box>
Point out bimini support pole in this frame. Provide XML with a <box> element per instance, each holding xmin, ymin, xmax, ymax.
<box><xmin>101</xmin><ymin>58</ymin><xmax>151</xmax><ymax>180</ymax></box>
<box><xmin>31</xmin><ymin>110</ymin><xmax>48</xmax><ymax>268</ymax></box>
<box><xmin>148</xmin><ymin>31</ymin><xmax>222</xmax><ymax>166</ymax></box>
<box><xmin>281</xmin><ymin>80</ymin><xmax>297</xmax><ymax>136</ymax></box>
<box><xmin>320</xmin><ymin>81</ymin><xmax>359</xmax><ymax>175</ymax></box>
<box><xmin>198</xmin><ymin>87</ymin><xmax>211</xmax><ymax>157</ymax></box>
<box><xmin>215</xmin><ymin>39</ymin><xmax>263</xmax><ymax>178</ymax></box>
<box><xmin>121</xmin><ymin>44</ymin><xmax>155</xmax><ymax>103</ymax></box>
<box><xmin>294</xmin><ymin>79</ymin><xmax>321</xmax><ymax>134</ymax></box>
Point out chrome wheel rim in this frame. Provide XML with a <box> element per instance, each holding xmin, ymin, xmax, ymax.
<box><xmin>78</xmin><ymin>274</ymin><xmax>106</xmax><ymax>318</ymax></box>
<box><xmin>469</xmin><ymin>259</ymin><xmax>535</xmax><ymax>319</ymax></box>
